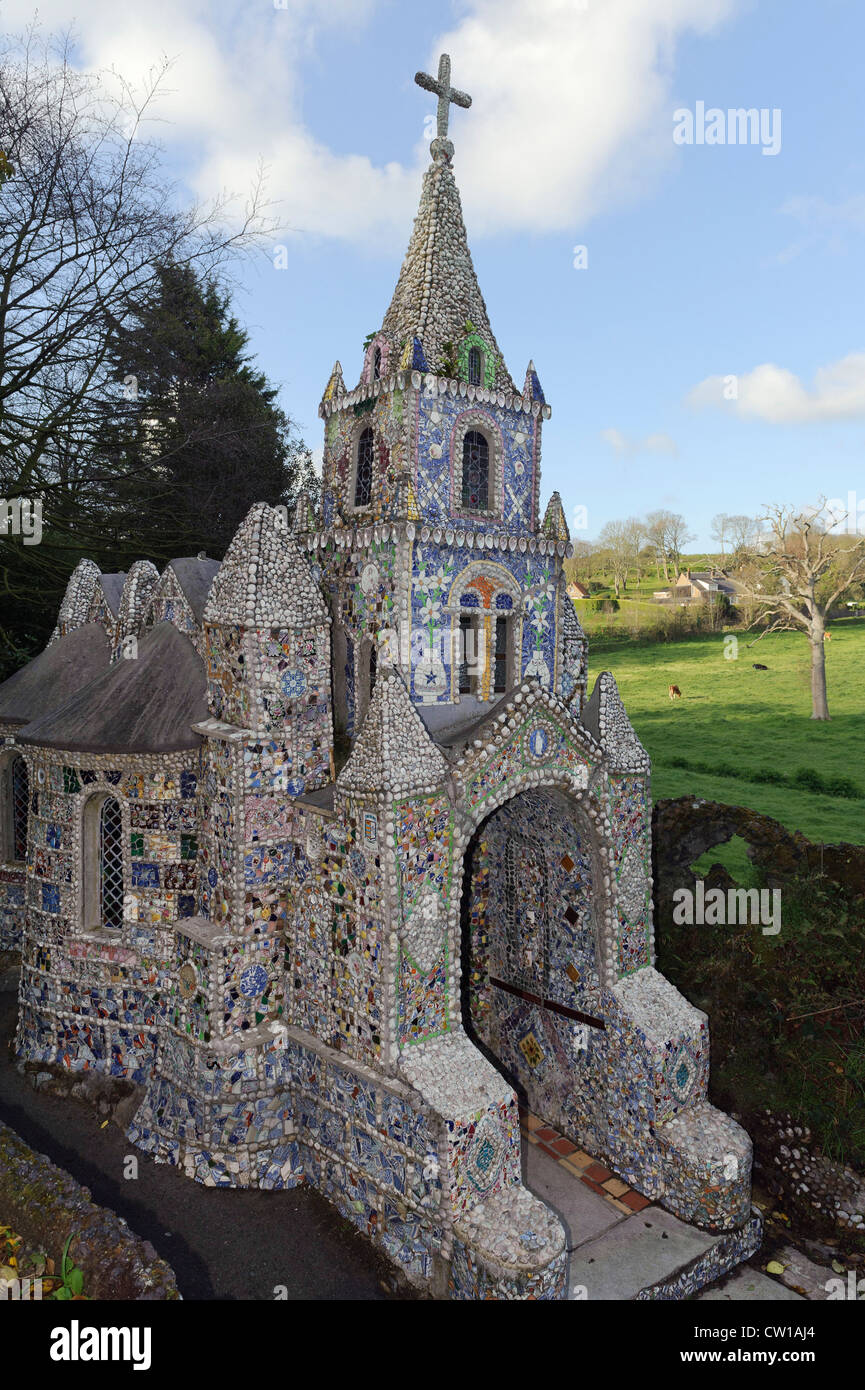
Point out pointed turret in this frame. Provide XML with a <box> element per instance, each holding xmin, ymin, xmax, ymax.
<box><xmin>377</xmin><ymin>159</ymin><xmax>514</xmax><ymax>390</ymax></box>
<box><xmin>50</xmin><ymin>557</ymin><xmax>102</xmax><ymax>643</ymax></box>
<box><xmin>581</xmin><ymin>672</ymin><xmax>649</xmax><ymax>773</ymax></box>
<box><xmin>321</xmin><ymin>359</ymin><xmax>345</xmax><ymax>406</ymax></box>
<box><xmin>542</xmin><ymin>492</ymin><xmax>570</xmax><ymax>543</ymax></box>
<box><xmin>338</xmin><ymin>668</ymin><xmax>448</xmax><ymax>797</ymax></box>
<box><xmin>204</xmin><ymin>503</ymin><xmax>327</xmax><ymax>631</ymax></box>
<box><xmin>524</xmin><ymin>360</ymin><xmax>545</xmax><ymax>403</ymax></box>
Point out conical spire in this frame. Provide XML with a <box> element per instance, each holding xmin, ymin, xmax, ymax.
<box><xmin>524</xmin><ymin>360</ymin><xmax>545</xmax><ymax>403</ymax></box>
<box><xmin>51</xmin><ymin>557</ymin><xmax>102</xmax><ymax>643</ymax></box>
<box><xmin>204</xmin><ymin>503</ymin><xmax>328</xmax><ymax>630</ymax></box>
<box><xmin>321</xmin><ymin>360</ymin><xmax>345</xmax><ymax>404</ymax></box>
<box><xmin>380</xmin><ymin>161</ymin><xmax>514</xmax><ymax>389</ymax></box>
<box><xmin>337</xmin><ymin>668</ymin><xmax>448</xmax><ymax>796</ymax></box>
<box><xmin>542</xmin><ymin>492</ymin><xmax>570</xmax><ymax>543</ymax></box>
<box><xmin>581</xmin><ymin>672</ymin><xmax>649</xmax><ymax>773</ymax></box>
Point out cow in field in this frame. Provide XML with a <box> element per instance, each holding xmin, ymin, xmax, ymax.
<box><xmin>669</xmin><ymin>684</ymin><xmax>682</xmax><ymax>700</ymax></box>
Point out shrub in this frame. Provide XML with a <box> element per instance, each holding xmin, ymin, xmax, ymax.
<box><xmin>657</xmin><ymin>868</ymin><xmax>865</xmax><ymax>1174</ymax></box>
<box><xmin>827</xmin><ymin>776</ymin><xmax>861</xmax><ymax>799</ymax></box>
<box><xmin>792</xmin><ymin>767</ymin><xmax>827</xmax><ymax>794</ymax></box>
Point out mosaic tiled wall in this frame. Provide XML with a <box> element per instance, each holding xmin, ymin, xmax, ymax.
<box><xmin>283</xmin><ymin>800</ymin><xmax>385</xmax><ymax>1068</ymax></box>
<box><xmin>409</xmin><ymin>541</ymin><xmax>558</xmax><ymax>703</ymax></box>
<box><xmin>322</xmin><ymin>384</ymin><xmax>407</xmax><ymax>523</ymax></box>
<box><xmin>0</xmin><ymin>738</ymin><xmax>26</xmax><ymax>950</ymax></box>
<box><xmin>394</xmin><ymin>792</ymin><xmax>454</xmax><ymax>1048</ymax></box>
<box><xmin>129</xmin><ymin>1027</ymin><xmax>452</xmax><ymax>1285</ymax></box>
<box><xmin>321</xmin><ymin>374</ymin><xmax>544</xmax><ymax>535</ymax></box>
<box><xmin>609</xmin><ymin>774</ymin><xmax>652</xmax><ymax>976</ymax></box>
<box><xmin>15</xmin><ymin>749</ymin><xmax>200</xmax><ymax>1081</ymax></box>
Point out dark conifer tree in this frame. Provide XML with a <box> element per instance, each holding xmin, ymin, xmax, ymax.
<box><xmin>96</xmin><ymin>260</ymin><xmax>316</xmax><ymax>567</ymax></box>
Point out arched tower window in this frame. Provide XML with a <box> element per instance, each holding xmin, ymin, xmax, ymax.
<box><xmin>99</xmin><ymin>797</ymin><xmax>124</xmax><ymax>930</ymax></box>
<box><xmin>83</xmin><ymin>794</ymin><xmax>124</xmax><ymax>931</ymax></box>
<box><xmin>461</xmin><ymin>430</ymin><xmax>489</xmax><ymax>511</ymax></box>
<box><xmin>12</xmin><ymin>755</ymin><xmax>28</xmax><ymax>862</ymax></box>
<box><xmin>467</xmin><ymin>345</ymin><xmax>482</xmax><ymax>386</ymax></box>
<box><xmin>372</xmin><ymin>346</ymin><xmax>382</xmax><ymax>381</ymax></box>
<box><xmin>2</xmin><ymin>754</ymin><xmax>29</xmax><ymax>863</ymax></box>
<box><xmin>354</xmin><ymin>427</ymin><xmax>374</xmax><ymax>508</ymax></box>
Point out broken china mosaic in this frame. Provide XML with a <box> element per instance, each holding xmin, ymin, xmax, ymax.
<box><xmin>3</xmin><ymin>52</ymin><xmax>759</xmax><ymax>1301</ymax></box>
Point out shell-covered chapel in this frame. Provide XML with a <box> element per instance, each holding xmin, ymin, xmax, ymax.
<box><xmin>0</xmin><ymin>56</ymin><xmax>759</xmax><ymax>1299</ymax></box>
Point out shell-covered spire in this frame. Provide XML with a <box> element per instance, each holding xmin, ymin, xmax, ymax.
<box><xmin>337</xmin><ymin>668</ymin><xmax>448</xmax><ymax>797</ymax></box>
<box><xmin>204</xmin><ymin>503</ymin><xmax>328</xmax><ymax>631</ymax></box>
<box><xmin>378</xmin><ymin>160</ymin><xmax>514</xmax><ymax>390</ymax></box>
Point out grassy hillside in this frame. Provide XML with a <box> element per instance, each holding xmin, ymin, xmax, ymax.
<box><xmin>586</xmin><ymin>617</ymin><xmax>865</xmax><ymax>845</ymax></box>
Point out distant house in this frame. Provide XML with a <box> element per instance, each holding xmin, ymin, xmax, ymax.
<box><xmin>567</xmin><ymin>580</ymin><xmax>590</xmax><ymax>602</ymax></box>
<box><xmin>651</xmin><ymin>569</ymin><xmax>739</xmax><ymax>606</ymax></box>
<box><xmin>673</xmin><ymin>569</ymin><xmax>739</xmax><ymax>604</ymax></box>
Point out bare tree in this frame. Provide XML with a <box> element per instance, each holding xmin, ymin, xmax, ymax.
<box><xmin>737</xmin><ymin>502</ymin><xmax>865</xmax><ymax>720</ymax></box>
<box><xmin>710</xmin><ymin>512</ymin><xmax>730</xmax><ymax>560</ymax></box>
<box><xmin>643</xmin><ymin>511</ymin><xmax>670</xmax><ymax>581</ymax></box>
<box><xmin>726</xmin><ymin>514</ymin><xmax>759</xmax><ymax>560</ymax></box>
<box><xmin>566</xmin><ymin>539</ymin><xmax>594</xmax><ymax>583</ymax></box>
<box><xmin>622</xmin><ymin>516</ymin><xmax>645</xmax><ymax>577</ymax></box>
<box><xmin>0</xmin><ymin>27</ymin><xmax>271</xmax><ymax>506</ymax></box>
<box><xmin>645</xmin><ymin>509</ymin><xmax>694</xmax><ymax>581</ymax></box>
<box><xmin>597</xmin><ymin>520</ymin><xmax>631</xmax><ymax>597</ymax></box>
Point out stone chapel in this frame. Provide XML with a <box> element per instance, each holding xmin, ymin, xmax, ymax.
<box><xmin>0</xmin><ymin>54</ymin><xmax>759</xmax><ymax>1299</ymax></box>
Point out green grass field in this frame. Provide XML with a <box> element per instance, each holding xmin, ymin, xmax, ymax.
<box><xmin>586</xmin><ymin>617</ymin><xmax>865</xmax><ymax>845</ymax></box>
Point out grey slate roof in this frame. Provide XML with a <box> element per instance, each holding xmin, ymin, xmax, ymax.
<box><xmin>0</xmin><ymin>624</ymin><xmax>111</xmax><ymax>728</ymax></box>
<box><xmin>99</xmin><ymin>573</ymin><xmax>127</xmax><ymax>614</ymax></box>
<box><xmin>168</xmin><ymin>556</ymin><xmax>221</xmax><ymax>623</ymax></box>
<box><xmin>18</xmin><ymin>623</ymin><xmax>207</xmax><ymax>753</ymax></box>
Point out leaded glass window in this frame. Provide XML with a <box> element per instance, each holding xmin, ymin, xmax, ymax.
<box><xmin>12</xmin><ymin>756</ymin><xmax>28</xmax><ymax>861</ymax></box>
<box><xmin>461</xmin><ymin>430</ymin><xmax>489</xmax><ymax>511</ymax></box>
<box><xmin>373</xmin><ymin>346</ymin><xmax>382</xmax><ymax>381</ymax></box>
<box><xmin>467</xmin><ymin>345</ymin><xmax>482</xmax><ymax>386</ymax></box>
<box><xmin>354</xmin><ymin>427</ymin><xmax>374</xmax><ymax>508</ymax></box>
<box><xmin>99</xmin><ymin>797</ymin><xmax>124</xmax><ymax>931</ymax></box>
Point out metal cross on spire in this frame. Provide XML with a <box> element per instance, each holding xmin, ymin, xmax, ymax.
<box><xmin>415</xmin><ymin>53</ymin><xmax>471</xmax><ymax>163</ymax></box>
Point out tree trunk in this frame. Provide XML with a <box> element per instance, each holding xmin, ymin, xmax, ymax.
<box><xmin>810</xmin><ymin>621</ymin><xmax>830</xmax><ymax>720</ymax></box>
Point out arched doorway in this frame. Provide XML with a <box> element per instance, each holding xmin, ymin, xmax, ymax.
<box><xmin>460</xmin><ymin>787</ymin><xmax>604</xmax><ymax>1142</ymax></box>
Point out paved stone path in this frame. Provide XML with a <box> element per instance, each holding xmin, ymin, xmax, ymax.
<box><xmin>0</xmin><ymin>979</ymin><xmax>408</xmax><ymax>1301</ymax></box>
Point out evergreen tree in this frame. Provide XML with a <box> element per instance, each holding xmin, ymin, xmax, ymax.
<box><xmin>96</xmin><ymin>260</ymin><xmax>316</xmax><ymax>566</ymax></box>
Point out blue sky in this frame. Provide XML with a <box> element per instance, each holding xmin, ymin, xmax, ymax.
<box><xmin>8</xmin><ymin>0</ymin><xmax>864</xmax><ymax>546</ymax></box>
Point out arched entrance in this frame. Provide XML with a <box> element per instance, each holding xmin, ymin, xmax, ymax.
<box><xmin>460</xmin><ymin>787</ymin><xmax>605</xmax><ymax>1143</ymax></box>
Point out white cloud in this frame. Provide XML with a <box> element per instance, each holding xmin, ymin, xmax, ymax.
<box><xmin>2</xmin><ymin>0</ymin><xmax>737</xmax><ymax>245</ymax></box>
<box><xmin>601</xmin><ymin>427</ymin><xmax>678</xmax><ymax>456</ymax></box>
<box><xmin>688</xmin><ymin>353</ymin><xmax>865</xmax><ymax>424</ymax></box>
<box><xmin>600</xmin><ymin>427</ymin><xmax>628</xmax><ymax>453</ymax></box>
<box><xmin>775</xmin><ymin>194</ymin><xmax>865</xmax><ymax>262</ymax></box>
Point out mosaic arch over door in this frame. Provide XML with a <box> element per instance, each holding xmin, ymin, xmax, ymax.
<box><xmin>460</xmin><ymin>786</ymin><xmax>602</xmax><ymax>1139</ymax></box>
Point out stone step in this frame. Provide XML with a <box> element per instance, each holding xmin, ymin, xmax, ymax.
<box><xmin>524</xmin><ymin>1143</ymin><xmax>763</xmax><ymax>1300</ymax></box>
